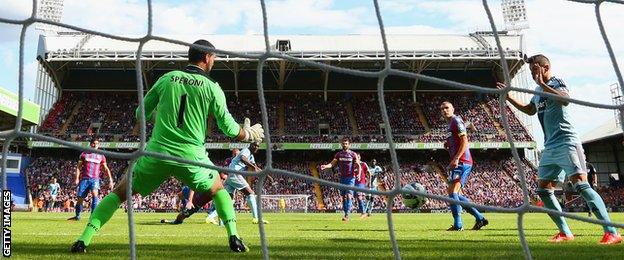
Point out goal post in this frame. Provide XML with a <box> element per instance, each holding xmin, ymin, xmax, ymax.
<box><xmin>261</xmin><ymin>194</ymin><xmax>311</xmax><ymax>213</ymax></box>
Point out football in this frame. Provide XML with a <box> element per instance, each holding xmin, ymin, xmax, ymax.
<box><xmin>402</xmin><ymin>183</ymin><xmax>427</xmax><ymax>209</ymax></box>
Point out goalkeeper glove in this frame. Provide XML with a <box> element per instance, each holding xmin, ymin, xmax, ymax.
<box><xmin>241</xmin><ymin>118</ymin><xmax>264</xmax><ymax>143</ymax></box>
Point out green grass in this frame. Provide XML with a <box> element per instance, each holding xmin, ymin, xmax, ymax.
<box><xmin>11</xmin><ymin>212</ymin><xmax>624</xmax><ymax>259</ymax></box>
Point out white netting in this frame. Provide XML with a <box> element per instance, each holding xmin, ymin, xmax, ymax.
<box><xmin>260</xmin><ymin>195</ymin><xmax>310</xmax><ymax>213</ymax></box>
<box><xmin>2</xmin><ymin>0</ymin><xmax>624</xmax><ymax>259</ymax></box>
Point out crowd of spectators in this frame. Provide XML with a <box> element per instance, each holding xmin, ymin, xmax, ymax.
<box><xmin>281</xmin><ymin>93</ymin><xmax>352</xmax><ymax>135</ymax></box>
<box><xmin>39</xmin><ymin>94</ymin><xmax>77</xmax><ymax>133</ymax></box>
<box><xmin>386</xmin><ymin>94</ymin><xmax>427</xmax><ymax>134</ymax></box>
<box><xmin>64</xmin><ymin>92</ymin><xmax>136</xmax><ymax>135</ymax></box>
<box><xmin>486</xmin><ymin>98</ymin><xmax>533</xmax><ymax>141</ymax></box>
<box><xmin>38</xmin><ymin>91</ymin><xmax>533</xmax><ymax>144</ymax></box>
<box><xmin>351</xmin><ymin>95</ymin><xmax>383</xmax><ymax>134</ymax></box>
<box><xmin>24</xmin><ymin>153</ymin><xmax>624</xmax><ymax>213</ymax></box>
<box><xmin>27</xmin><ymin>157</ymin><xmax>123</xmax><ymax>212</ymax></box>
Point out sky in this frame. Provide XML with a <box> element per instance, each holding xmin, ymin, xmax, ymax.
<box><xmin>0</xmin><ymin>0</ymin><xmax>623</xmax><ymax>147</ymax></box>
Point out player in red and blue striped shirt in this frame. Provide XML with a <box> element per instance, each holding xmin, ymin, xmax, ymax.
<box><xmin>441</xmin><ymin>101</ymin><xmax>488</xmax><ymax>231</ymax></box>
<box><xmin>320</xmin><ymin>138</ymin><xmax>360</xmax><ymax>221</ymax></box>
<box><xmin>355</xmin><ymin>153</ymin><xmax>370</xmax><ymax>219</ymax></box>
<box><xmin>68</xmin><ymin>138</ymin><xmax>114</xmax><ymax>221</ymax></box>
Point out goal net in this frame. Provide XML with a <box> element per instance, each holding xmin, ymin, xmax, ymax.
<box><xmin>2</xmin><ymin>0</ymin><xmax>624</xmax><ymax>259</ymax></box>
<box><xmin>260</xmin><ymin>195</ymin><xmax>311</xmax><ymax>213</ymax></box>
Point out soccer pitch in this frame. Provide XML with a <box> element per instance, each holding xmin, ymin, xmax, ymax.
<box><xmin>12</xmin><ymin>212</ymin><xmax>623</xmax><ymax>259</ymax></box>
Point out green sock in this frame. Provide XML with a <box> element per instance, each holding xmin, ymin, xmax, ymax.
<box><xmin>78</xmin><ymin>193</ymin><xmax>121</xmax><ymax>245</ymax></box>
<box><xmin>214</xmin><ymin>189</ymin><xmax>239</xmax><ymax>237</ymax></box>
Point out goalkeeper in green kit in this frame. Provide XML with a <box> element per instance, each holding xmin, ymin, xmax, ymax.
<box><xmin>70</xmin><ymin>40</ymin><xmax>264</xmax><ymax>253</ymax></box>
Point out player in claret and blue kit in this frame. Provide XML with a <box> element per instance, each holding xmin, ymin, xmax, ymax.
<box><xmin>355</xmin><ymin>153</ymin><xmax>370</xmax><ymax>219</ymax></box>
<box><xmin>320</xmin><ymin>137</ymin><xmax>360</xmax><ymax>222</ymax></box>
<box><xmin>67</xmin><ymin>138</ymin><xmax>114</xmax><ymax>221</ymax></box>
<box><xmin>440</xmin><ymin>101</ymin><xmax>488</xmax><ymax>231</ymax></box>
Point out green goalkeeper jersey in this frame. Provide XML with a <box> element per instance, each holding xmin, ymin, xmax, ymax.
<box><xmin>136</xmin><ymin>65</ymin><xmax>240</xmax><ymax>165</ymax></box>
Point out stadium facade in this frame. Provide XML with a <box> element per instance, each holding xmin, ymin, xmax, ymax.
<box><xmin>33</xmin><ymin>32</ymin><xmax>536</xmax><ymax>151</ymax></box>
<box><xmin>20</xmin><ymin>32</ymin><xmax>557</xmax><ymax>213</ymax></box>
<box><xmin>582</xmin><ymin>120</ymin><xmax>624</xmax><ymax>185</ymax></box>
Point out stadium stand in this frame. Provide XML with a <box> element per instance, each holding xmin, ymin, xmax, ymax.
<box><xmin>36</xmin><ymin>92</ymin><xmax>533</xmax><ymax>144</ymax></box>
<box><xmin>25</xmin><ymin>152</ymin><xmax>546</xmax><ymax>212</ymax></box>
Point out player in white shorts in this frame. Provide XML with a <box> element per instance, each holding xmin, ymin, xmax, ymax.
<box><xmin>498</xmin><ymin>54</ymin><xmax>621</xmax><ymax>244</ymax></box>
<box><xmin>224</xmin><ymin>142</ymin><xmax>268</xmax><ymax>224</ymax></box>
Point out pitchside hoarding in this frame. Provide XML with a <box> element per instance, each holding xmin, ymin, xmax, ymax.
<box><xmin>28</xmin><ymin>141</ymin><xmax>536</xmax><ymax>150</ymax></box>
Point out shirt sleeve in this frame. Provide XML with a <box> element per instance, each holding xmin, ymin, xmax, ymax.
<box><xmin>530</xmin><ymin>95</ymin><xmax>539</xmax><ymax>107</ymax></box>
<box><xmin>79</xmin><ymin>152</ymin><xmax>85</xmax><ymax>161</ymax></box>
<box><xmin>454</xmin><ymin>118</ymin><xmax>467</xmax><ymax>136</ymax></box>
<box><xmin>211</xmin><ymin>83</ymin><xmax>241</xmax><ymax>138</ymax></box>
<box><xmin>101</xmin><ymin>155</ymin><xmax>106</xmax><ymax>164</ymax></box>
<box><xmin>552</xmin><ymin>78</ymin><xmax>569</xmax><ymax>93</ymax></box>
<box><xmin>240</xmin><ymin>148</ymin><xmax>251</xmax><ymax>159</ymax></box>
<box><xmin>136</xmin><ymin>74</ymin><xmax>165</xmax><ymax>120</ymax></box>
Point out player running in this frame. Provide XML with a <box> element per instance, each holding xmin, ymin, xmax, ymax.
<box><xmin>355</xmin><ymin>153</ymin><xmax>370</xmax><ymax>219</ymax></box>
<box><xmin>498</xmin><ymin>54</ymin><xmax>621</xmax><ymax>244</ymax></box>
<box><xmin>162</xmin><ymin>150</ymin><xmax>237</xmax><ymax>226</ymax></box>
<box><xmin>364</xmin><ymin>159</ymin><xmax>383</xmax><ymax>217</ymax></box>
<box><xmin>68</xmin><ymin>138</ymin><xmax>113</xmax><ymax>221</ymax></box>
<box><xmin>71</xmin><ymin>39</ymin><xmax>264</xmax><ymax>253</ymax></box>
<box><xmin>224</xmin><ymin>142</ymin><xmax>269</xmax><ymax>224</ymax></box>
<box><xmin>440</xmin><ymin>101</ymin><xmax>488</xmax><ymax>231</ymax></box>
<box><xmin>160</xmin><ymin>185</ymin><xmax>213</xmax><ymax>225</ymax></box>
<box><xmin>206</xmin><ymin>149</ymin><xmax>239</xmax><ymax>225</ymax></box>
<box><xmin>320</xmin><ymin>137</ymin><xmax>360</xmax><ymax>222</ymax></box>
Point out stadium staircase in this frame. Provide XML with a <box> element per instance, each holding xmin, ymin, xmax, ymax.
<box><xmin>415</xmin><ymin>104</ymin><xmax>431</xmax><ymax>132</ymax></box>
<box><xmin>206</xmin><ymin>114</ymin><xmax>214</xmax><ymax>136</ymax></box>
<box><xmin>499</xmin><ymin>160</ymin><xmax>517</xmax><ymax>179</ymax></box>
<box><xmin>278</xmin><ymin>101</ymin><xmax>285</xmax><ymax>135</ymax></box>
<box><xmin>308</xmin><ymin>162</ymin><xmax>326</xmax><ymax>210</ymax></box>
<box><xmin>131</xmin><ymin>121</ymin><xmax>140</xmax><ymax>136</ymax></box>
<box><xmin>345</xmin><ymin>102</ymin><xmax>359</xmax><ymax>135</ymax></box>
<box><xmin>59</xmin><ymin>101</ymin><xmax>83</xmax><ymax>134</ymax></box>
<box><xmin>40</xmin><ymin>100</ymin><xmax>65</xmax><ymax>131</ymax></box>
<box><xmin>480</xmin><ymin>103</ymin><xmax>506</xmax><ymax>136</ymax></box>
<box><xmin>428</xmin><ymin>161</ymin><xmax>448</xmax><ymax>182</ymax></box>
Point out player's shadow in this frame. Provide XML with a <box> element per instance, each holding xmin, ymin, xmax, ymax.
<box><xmin>482</xmin><ymin>233</ymin><xmax>554</xmax><ymax>237</ymax></box>
<box><xmin>136</xmin><ymin>221</ymin><xmax>176</xmax><ymax>226</ymax></box>
<box><xmin>12</xmin><ymin>242</ymin><xmax>244</xmax><ymax>259</ymax></box>
<box><xmin>423</xmin><ymin>227</ymin><xmax>558</xmax><ymax>231</ymax></box>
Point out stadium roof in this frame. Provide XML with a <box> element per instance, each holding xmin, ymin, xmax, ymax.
<box><xmin>36</xmin><ymin>32</ymin><xmax>527</xmax><ymax>92</ymax></box>
<box><xmin>38</xmin><ymin>32</ymin><xmax>524</xmax><ymax>62</ymax></box>
<box><xmin>581</xmin><ymin>119</ymin><xmax>623</xmax><ymax>144</ymax></box>
<box><xmin>0</xmin><ymin>86</ymin><xmax>40</xmax><ymax>131</ymax></box>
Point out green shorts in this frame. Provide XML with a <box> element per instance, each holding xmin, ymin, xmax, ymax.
<box><xmin>131</xmin><ymin>156</ymin><xmax>218</xmax><ymax>196</ymax></box>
